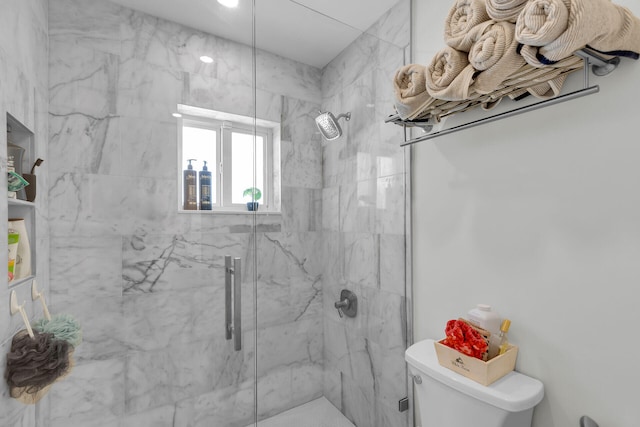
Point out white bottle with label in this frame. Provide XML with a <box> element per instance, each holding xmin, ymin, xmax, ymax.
<box><xmin>467</xmin><ymin>304</ymin><xmax>502</xmax><ymax>359</ymax></box>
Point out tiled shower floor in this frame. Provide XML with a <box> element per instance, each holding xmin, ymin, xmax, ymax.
<box><xmin>245</xmin><ymin>397</ymin><xmax>355</xmax><ymax>427</ymax></box>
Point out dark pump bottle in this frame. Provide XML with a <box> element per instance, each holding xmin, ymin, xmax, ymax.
<box><xmin>183</xmin><ymin>159</ymin><xmax>197</xmax><ymax>210</ymax></box>
<box><xmin>199</xmin><ymin>160</ymin><xmax>212</xmax><ymax>210</ymax></box>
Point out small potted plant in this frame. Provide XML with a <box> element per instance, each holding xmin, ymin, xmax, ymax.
<box><xmin>243</xmin><ymin>187</ymin><xmax>262</xmax><ymax>211</ymax></box>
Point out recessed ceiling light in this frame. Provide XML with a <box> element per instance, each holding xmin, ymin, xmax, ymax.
<box><xmin>217</xmin><ymin>0</ymin><xmax>238</xmax><ymax>8</ymax></box>
<box><xmin>200</xmin><ymin>55</ymin><xmax>214</xmax><ymax>64</ymax></box>
<box><xmin>172</xmin><ymin>113</ymin><xmax>182</xmax><ymax>118</ymax></box>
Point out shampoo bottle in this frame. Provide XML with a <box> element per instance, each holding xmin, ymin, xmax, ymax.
<box><xmin>183</xmin><ymin>159</ymin><xmax>197</xmax><ymax>210</ymax></box>
<box><xmin>199</xmin><ymin>160</ymin><xmax>212</xmax><ymax>210</ymax></box>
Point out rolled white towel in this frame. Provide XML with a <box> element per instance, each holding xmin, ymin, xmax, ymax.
<box><xmin>516</xmin><ymin>0</ymin><xmax>640</xmax><ymax>67</ymax></box>
<box><xmin>445</xmin><ymin>0</ymin><xmax>491</xmax><ymax>51</ymax></box>
<box><xmin>469</xmin><ymin>21</ymin><xmax>527</xmax><ymax>94</ymax></box>
<box><xmin>515</xmin><ymin>0</ymin><xmax>571</xmax><ymax>47</ymax></box>
<box><xmin>393</xmin><ymin>64</ymin><xmax>435</xmax><ymax>120</ymax></box>
<box><xmin>426</xmin><ymin>46</ymin><xmax>477</xmax><ymax>101</ymax></box>
<box><xmin>486</xmin><ymin>0</ymin><xmax>529</xmax><ymax>23</ymax></box>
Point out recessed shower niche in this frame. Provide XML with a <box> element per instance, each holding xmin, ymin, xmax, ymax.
<box><xmin>6</xmin><ymin>113</ymin><xmax>37</xmax><ymax>287</ymax></box>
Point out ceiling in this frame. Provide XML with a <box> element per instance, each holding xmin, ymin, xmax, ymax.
<box><xmin>109</xmin><ymin>0</ymin><xmax>400</xmax><ymax>68</ymax></box>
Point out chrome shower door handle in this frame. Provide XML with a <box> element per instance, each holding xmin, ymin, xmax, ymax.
<box><xmin>225</xmin><ymin>256</ymin><xmax>233</xmax><ymax>340</ymax></box>
<box><xmin>233</xmin><ymin>257</ymin><xmax>241</xmax><ymax>351</ymax></box>
<box><xmin>224</xmin><ymin>256</ymin><xmax>242</xmax><ymax>351</ymax></box>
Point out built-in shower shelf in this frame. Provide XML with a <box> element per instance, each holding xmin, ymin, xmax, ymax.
<box><xmin>6</xmin><ymin>113</ymin><xmax>37</xmax><ymax>288</ymax></box>
<box><xmin>386</xmin><ymin>48</ymin><xmax>628</xmax><ymax>147</ymax></box>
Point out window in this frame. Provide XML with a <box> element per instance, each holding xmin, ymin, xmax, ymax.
<box><xmin>177</xmin><ymin>105</ymin><xmax>280</xmax><ymax>213</ymax></box>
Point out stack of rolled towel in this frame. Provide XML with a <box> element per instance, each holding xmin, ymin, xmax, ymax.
<box><xmin>516</xmin><ymin>0</ymin><xmax>640</xmax><ymax>66</ymax></box>
<box><xmin>393</xmin><ymin>0</ymin><xmax>640</xmax><ymax>121</ymax></box>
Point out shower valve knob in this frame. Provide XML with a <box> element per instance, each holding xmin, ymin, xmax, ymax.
<box><xmin>334</xmin><ymin>289</ymin><xmax>357</xmax><ymax>318</ymax></box>
<box><xmin>334</xmin><ymin>299</ymin><xmax>349</xmax><ymax>318</ymax></box>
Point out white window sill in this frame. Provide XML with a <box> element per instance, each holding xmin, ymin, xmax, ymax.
<box><xmin>178</xmin><ymin>209</ymin><xmax>281</xmax><ymax>216</ymax></box>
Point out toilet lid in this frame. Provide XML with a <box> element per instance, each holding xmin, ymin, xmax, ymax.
<box><xmin>405</xmin><ymin>339</ymin><xmax>544</xmax><ymax>412</ymax></box>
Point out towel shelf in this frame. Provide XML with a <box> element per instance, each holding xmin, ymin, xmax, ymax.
<box><xmin>388</xmin><ymin>85</ymin><xmax>599</xmax><ymax>146</ymax></box>
<box><xmin>387</xmin><ymin>49</ymin><xmax>624</xmax><ymax>147</ymax></box>
<box><xmin>575</xmin><ymin>47</ymin><xmax>621</xmax><ymax>76</ymax></box>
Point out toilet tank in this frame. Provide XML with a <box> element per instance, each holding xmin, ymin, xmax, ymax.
<box><xmin>406</xmin><ymin>339</ymin><xmax>544</xmax><ymax>427</ymax></box>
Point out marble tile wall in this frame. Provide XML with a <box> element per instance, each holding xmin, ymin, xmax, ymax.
<box><xmin>0</xmin><ymin>0</ymin><xmax>50</xmax><ymax>426</ymax></box>
<box><xmin>46</xmin><ymin>0</ymin><xmax>323</xmax><ymax>425</ymax></box>
<box><xmin>319</xmin><ymin>1</ymin><xmax>411</xmax><ymax>426</ymax></box>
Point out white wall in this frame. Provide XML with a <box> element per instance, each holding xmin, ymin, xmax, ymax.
<box><xmin>411</xmin><ymin>1</ymin><xmax>640</xmax><ymax>427</ymax></box>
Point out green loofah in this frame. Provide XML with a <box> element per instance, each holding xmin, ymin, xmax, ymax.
<box><xmin>33</xmin><ymin>314</ymin><xmax>82</xmax><ymax>348</ymax></box>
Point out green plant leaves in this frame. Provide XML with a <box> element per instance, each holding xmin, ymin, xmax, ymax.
<box><xmin>243</xmin><ymin>187</ymin><xmax>262</xmax><ymax>201</ymax></box>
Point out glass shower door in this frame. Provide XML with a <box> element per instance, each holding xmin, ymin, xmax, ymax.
<box><xmin>44</xmin><ymin>0</ymin><xmax>262</xmax><ymax>426</ymax></box>
<box><xmin>253</xmin><ymin>0</ymin><xmax>412</xmax><ymax>426</ymax></box>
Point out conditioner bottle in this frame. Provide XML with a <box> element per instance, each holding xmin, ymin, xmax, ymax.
<box><xmin>183</xmin><ymin>159</ymin><xmax>197</xmax><ymax>210</ymax></box>
<box><xmin>199</xmin><ymin>160</ymin><xmax>212</xmax><ymax>210</ymax></box>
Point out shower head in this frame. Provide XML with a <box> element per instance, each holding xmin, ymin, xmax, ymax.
<box><xmin>315</xmin><ymin>111</ymin><xmax>351</xmax><ymax>141</ymax></box>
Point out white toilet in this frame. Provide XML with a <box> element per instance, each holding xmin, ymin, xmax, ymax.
<box><xmin>405</xmin><ymin>339</ymin><xmax>544</xmax><ymax>427</ymax></box>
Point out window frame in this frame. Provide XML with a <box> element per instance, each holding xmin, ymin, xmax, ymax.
<box><xmin>177</xmin><ymin>105</ymin><xmax>280</xmax><ymax>214</ymax></box>
<box><xmin>220</xmin><ymin>121</ymin><xmax>274</xmax><ymax>210</ymax></box>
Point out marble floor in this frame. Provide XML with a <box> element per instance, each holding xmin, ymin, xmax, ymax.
<box><xmin>246</xmin><ymin>397</ymin><xmax>355</xmax><ymax>427</ymax></box>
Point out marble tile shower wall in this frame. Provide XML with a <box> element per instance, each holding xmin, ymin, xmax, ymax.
<box><xmin>0</xmin><ymin>0</ymin><xmax>50</xmax><ymax>426</ymax></box>
<box><xmin>320</xmin><ymin>2</ymin><xmax>410</xmax><ymax>427</ymax></box>
<box><xmin>47</xmin><ymin>0</ymin><xmax>322</xmax><ymax>426</ymax></box>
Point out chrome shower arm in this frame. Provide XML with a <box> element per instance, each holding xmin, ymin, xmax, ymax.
<box><xmin>335</xmin><ymin>112</ymin><xmax>351</xmax><ymax>122</ymax></box>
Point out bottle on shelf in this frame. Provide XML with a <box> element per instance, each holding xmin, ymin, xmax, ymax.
<box><xmin>7</xmin><ymin>156</ymin><xmax>17</xmax><ymax>199</ymax></box>
<box><xmin>199</xmin><ymin>160</ymin><xmax>212</xmax><ymax>210</ymax></box>
<box><xmin>183</xmin><ymin>159</ymin><xmax>197</xmax><ymax>210</ymax></box>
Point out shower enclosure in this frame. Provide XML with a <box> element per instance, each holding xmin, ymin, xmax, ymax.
<box><xmin>2</xmin><ymin>0</ymin><xmax>413</xmax><ymax>426</ymax></box>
